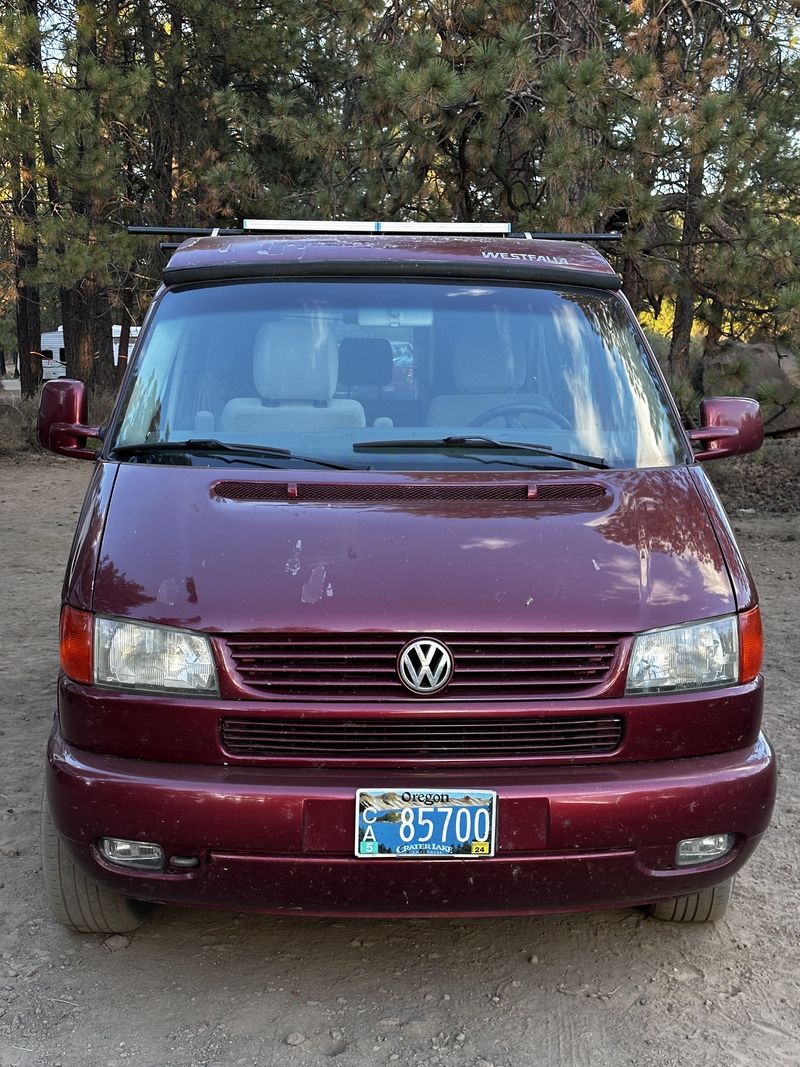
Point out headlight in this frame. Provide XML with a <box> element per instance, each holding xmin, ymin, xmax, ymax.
<box><xmin>626</xmin><ymin>615</ymin><xmax>738</xmax><ymax>695</ymax></box>
<box><xmin>94</xmin><ymin>616</ymin><xmax>218</xmax><ymax>695</ymax></box>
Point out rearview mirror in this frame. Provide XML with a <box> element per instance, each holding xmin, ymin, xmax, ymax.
<box><xmin>689</xmin><ymin>397</ymin><xmax>763</xmax><ymax>462</ymax></box>
<box><xmin>358</xmin><ymin>308</ymin><xmax>433</xmax><ymax>326</ymax></box>
<box><xmin>37</xmin><ymin>379</ymin><xmax>101</xmax><ymax>461</ymax></box>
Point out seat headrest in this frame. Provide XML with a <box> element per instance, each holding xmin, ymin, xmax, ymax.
<box><xmin>338</xmin><ymin>338</ymin><xmax>394</xmax><ymax>388</ymax></box>
<box><xmin>453</xmin><ymin>317</ymin><xmax>523</xmax><ymax>393</ymax></box>
<box><xmin>253</xmin><ymin>319</ymin><xmax>338</xmax><ymax>402</ymax></box>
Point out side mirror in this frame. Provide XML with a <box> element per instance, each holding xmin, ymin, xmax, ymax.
<box><xmin>689</xmin><ymin>397</ymin><xmax>763</xmax><ymax>462</ymax></box>
<box><xmin>37</xmin><ymin>379</ymin><xmax>101</xmax><ymax>461</ymax></box>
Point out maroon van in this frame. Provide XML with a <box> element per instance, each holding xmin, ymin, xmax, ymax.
<box><xmin>37</xmin><ymin>222</ymin><xmax>776</xmax><ymax>933</ymax></box>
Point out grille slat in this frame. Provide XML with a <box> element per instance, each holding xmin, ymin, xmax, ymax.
<box><xmin>232</xmin><ymin>664</ymin><xmax>612</xmax><ymax>677</ymax></box>
<box><xmin>224</xmin><ymin>632</ymin><xmax>623</xmax><ymax>700</ymax></box>
<box><xmin>230</xmin><ymin>677</ymin><xmax>611</xmax><ymax>689</ymax></box>
<box><xmin>226</xmin><ymin>639</ymin><xmax>618</xmax><ymax>650</ymax></box>
<box><xmin>228</xmin><ymin>651</ymin><xmax>617</xmax><ymax>663</ymax></box>
<box><xmin>222</xmin><ymin>721</ymin><xmax>623</xmax><ymax>736</ymax></box>
<box><xmin>220</xmin><ymin>715</ymin><xmax>624</xmax><ymax>759</ymax></box>
<box><xmin>213</xmin><ymin>481</ymin><xmax>608</xmax><ymax>505</ymax></box>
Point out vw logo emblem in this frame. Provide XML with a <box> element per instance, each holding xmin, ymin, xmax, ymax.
<box><xmin>397</xmin><ymin>638</ymin><xmax>454</xmax><ymax>695</ymax></box>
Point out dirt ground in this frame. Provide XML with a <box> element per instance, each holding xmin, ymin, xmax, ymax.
<box><xmin>0</xmin><ymin>452</ymin><xmax>798</xmax><ymax>1067</ymax></box>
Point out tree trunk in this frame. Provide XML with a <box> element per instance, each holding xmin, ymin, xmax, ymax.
<box><xmin>695</xmin><ymin>296</ymin><xmax>726</xmax><ymax>395</ymax></box>
<box><xmin>13</xmin><ymin>159</ymin><xmax>42</xmax><ymax>399</ymax></box>
<box><xmin>147</xmin><ymin>3</ymin><xmax>183</xmax><ymax>222</ymax></box>
<box><xmin>12</xmin><ymin>0</ymin><xmax>44</xmax><ymax>400</ymax></box>
<box><xmin>93</xmin><ymin>287</ymin><xmax>116</xmax><ymax>394</ymax></box>
<box><xmin>64</xmin><ymin>1</ymin><xmax>114</xmax><ymax>391</ymax></box>
<box><xmin>61</xmin><ymin>280</ymin><xmax>115</xmax><ymax>390</ymax></box>
<box><xmin>549</xmin><ymin>0</ymin><xmax>601</xmax><ymax>229</ymax></box>
<box><xmin>551</xmin><ymin>0</ymin><xmax>599</xmax><ymax>57</ymax></box>
<box><xmin>668</xmin><ymin>152</ymin><xmax>704</xmax><ymax>382</ymax></box>
<box><xmin>61</xmin><ymin>285</ymin><xmax>93</xmax><ymax>386</ymax></box>
<box><xmin>621</xmin><ymin>260</ymin><xmax>646</xmax><ymax>315</ymax></box>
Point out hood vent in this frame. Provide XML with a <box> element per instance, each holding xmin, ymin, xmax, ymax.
<box><xmin>213</xmin><ymin>480</ymin><xmax>607</xmax><ymax>505</ymax></box>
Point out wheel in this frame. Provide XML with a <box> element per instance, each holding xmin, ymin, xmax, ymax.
<box><xmin>41</xmin><ymin>792</ymin><xmax>155</xmax><ymax>934</ymax></box>
<box><xmin>467</xmin><ymin>402</ymin><xmax>573</xmax><ymax>430</ymax></box>
<box><xmin>644</xmin><ymin>877</ymin><xmax>735</xmax><ymax>923</ymax></box>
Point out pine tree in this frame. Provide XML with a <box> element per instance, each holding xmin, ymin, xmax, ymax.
<box><xmin>2</xmin><ymin>0</ymin><xmax>799</xmax><ymax>407</ymax></box>
<box><xmin>3</xmin><ymin>0</ymin><xmax>45</xmax><ymax>398</ymax></box>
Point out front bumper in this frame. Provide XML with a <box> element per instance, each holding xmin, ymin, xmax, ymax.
<box><xmin>47</xmin><ymin>727</ymin><xmax>776</xmax><ymax>917</ymax></box>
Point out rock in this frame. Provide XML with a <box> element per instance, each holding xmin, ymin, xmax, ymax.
<box><xmin>104</xmin><ymin>935</ymin><xmax>129</xmax><ymax>952</ymax></box>
<box><xmin>286</xmin><ymin>1033</ymin><xmax>306</xmax><ymax>1046</ymax></box>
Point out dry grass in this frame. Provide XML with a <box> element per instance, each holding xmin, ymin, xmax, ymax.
<box><xmin>0</xmin><ymin>385</ymin><xmax>119</xmax><ymax>454</ymax></box>
<box><xmin>88</xmin><ymin>388</ymin><xmax>120</xmax><ymax>427</ymax></box>
<box><xmin>0</xmin><ymin>394</ymin><xmax>40</xmax><ymax>452</ymax></box>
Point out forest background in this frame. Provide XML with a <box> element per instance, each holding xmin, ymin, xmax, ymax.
<box><xmin>2</xmin><ymin>0</ymin><xmax>800</xmax><ymax>425</ymax></box>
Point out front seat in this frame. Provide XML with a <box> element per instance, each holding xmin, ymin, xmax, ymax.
<box><xmin>426</xmin><ymin>319</ymin><xmax>548</xmax><ymax>427</ymax></box>
<box><xmin>220</xmin><ymin>318</ymin><xmax>366</xmax><ymax>432</ymax></box>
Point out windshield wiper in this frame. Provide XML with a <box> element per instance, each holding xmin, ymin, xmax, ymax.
<box><xmin>352</xmin><ymin>435</ymin><xmax>610</xmax><ymax>470</ymax></box>
<box><xmin>110</xmin><ymin>439</ymin><xmax>355</xmax><ymax>470</ymax></box>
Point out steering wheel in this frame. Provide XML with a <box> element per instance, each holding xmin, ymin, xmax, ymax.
<box><xmin>468</xmin><ymin>403</ymin><xmax>573</xmax><ymax>430</ymax></box>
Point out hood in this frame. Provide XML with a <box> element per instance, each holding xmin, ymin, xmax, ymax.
<box><xmin>90</xmin><ymin>464</ymin><xmax>734</xmax><ymax>635</ymax></box>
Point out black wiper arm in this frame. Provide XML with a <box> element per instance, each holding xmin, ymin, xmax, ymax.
<box><xmin>110</xmin><ymin>439</ymin><xmax>354</xmax><ymax>470</ymax></box>
<box><xmin>352</xmin><ymin>435</ymin><xmax>610</xmax><ymax>470</ymax></box>
<box><xmin>112</xmin><ymin>438</ymin><xmax>291</xmax><ymax>458</ymax></box>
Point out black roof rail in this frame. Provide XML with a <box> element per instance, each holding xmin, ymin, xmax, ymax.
<box><xmin>128</xmin><ymin>226</ymin><xmax>243</xmax><ymax>237</ymax></box>
<box><xmin>127</xmin><ymin>223</ymin><xmax>622</xmax><ymax>242</ymax></box>
<box><xmin>512</xmin><ymin>232</ymin><xmax>621</xmax><ymax>242</ymax></box>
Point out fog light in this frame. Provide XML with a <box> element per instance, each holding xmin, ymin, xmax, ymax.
<box><xmin>676</xmin><ymin>834</ymin><xmax>735</xmax><ymax>867</ymax></box>
<box><xmin>99</xmin><ymin>837</ymin><xmax>164</xmax><ymax>870</ymax></box>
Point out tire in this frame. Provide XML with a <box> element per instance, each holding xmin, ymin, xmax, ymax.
<box><xmin>41</xmin><ymin>794</ymin><xmax>155</xmax><ymax>934</ymax></box>
<box><xmin>644</xmin><ymin>876</ymin><xmax>735</xmax><ymax>923</ymax></box>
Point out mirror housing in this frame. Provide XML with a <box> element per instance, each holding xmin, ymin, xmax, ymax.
<box><xmin>37</xmin><ymin>379</ymin><xmax>101</xmax><ymax>461</ymax></box>
<box><xmin>689</xmin><ymin>397</ymin><xmax>763</xmax><ymax>462</ymax></box>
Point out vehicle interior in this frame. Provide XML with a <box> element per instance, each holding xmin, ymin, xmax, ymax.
<box><xmin>112</xmin><ymin>280</ymin><xmax>683</xmax><ymax>469</ymax></box>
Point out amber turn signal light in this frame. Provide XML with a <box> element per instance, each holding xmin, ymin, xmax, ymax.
<box><xmin>60</xmin><ymin>605</ymin><xmax>93</xmax><ymax>684</ymax></box>
<box><xmin>738</xmin><ymin>606</ymin><xmax>763</xmax><ymax>684</ymax></box>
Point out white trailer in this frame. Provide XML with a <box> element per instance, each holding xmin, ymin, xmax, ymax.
<box><xmin>24</xmin><ymin>325</ymin><xmax>141</xmax><ymax>380</ymax></box>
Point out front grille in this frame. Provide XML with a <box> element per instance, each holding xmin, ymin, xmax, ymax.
<box><xmin>220</xmin><ymin>715</ymin><xmax>624</xmax><ymax>759</ymax></box>
<box><xmin>223</xmin><ymin>633</ymin><xmax>623</xmax><ymax>701</ymax></box>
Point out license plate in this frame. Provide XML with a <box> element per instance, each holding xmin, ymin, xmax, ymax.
<box><xmin>355</xmin><ymin>788</ymin><xmax>497</xmax><ymax>859</ymax></box>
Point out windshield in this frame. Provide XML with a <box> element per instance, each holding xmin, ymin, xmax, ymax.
<box><xmin>110</xmin><ymin>280</ymin><xmax>685</xmax><ymax>470</ymax></box>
